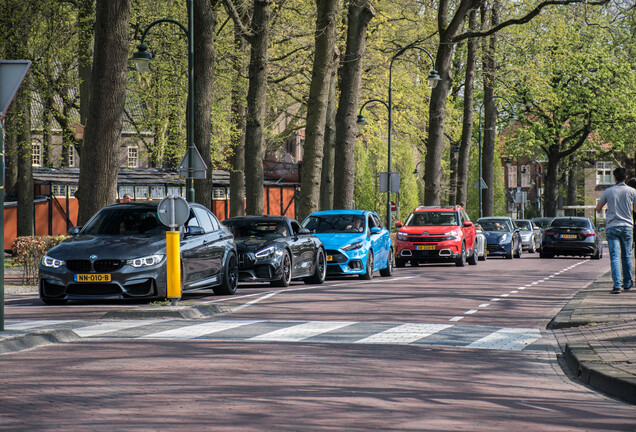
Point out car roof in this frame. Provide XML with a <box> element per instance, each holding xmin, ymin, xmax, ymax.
<box><xmin>104</xmin><ymin>202</ymin><xmax>160</xmax><ymax>210</ymax></box>
<box><xmin>309</xmin><ymin>209</ymin><xmax>370</xmax><ymax>216</ymax></box>
<box><xmin>222</xmin><ymin>215</ymin><xmax>293</xmax><ymax>223</ymax></box>
<box><xmin>477</xmin><ymin>216</ymin><xmax>512</xmax><ymax>220</ymax></box>
<box><xmin>551</xmin><ymin>217</ymin><xmax>591</xmax><ymax>222</ymax></box>
<box><xmin>411</xmin><ymin>205</ymin><xmax>462</xmax><ymax>212</ymax></box>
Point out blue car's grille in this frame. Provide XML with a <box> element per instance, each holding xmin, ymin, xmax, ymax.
<box><xmin>326</xmin><ymin>250</ymin><xmax>347</xmax><ymax>263</ymax></box>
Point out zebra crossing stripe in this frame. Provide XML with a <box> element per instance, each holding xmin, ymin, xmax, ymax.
<box><xmin>466</xmin><ymin>328</ymin><xmax>541</xmax><ymax>351</ymax></box>
<box><xmin>5</xmin><ymin>320</ymin><xmax>75</xmax><ymax>330</ymax></box>
<box><xmin>249</xmin><ymin>321</ymin><xmax>355</xmax><ymax>342</ymax></box>
<box><xmin>355</xmin><ymin>323</ymin><xmax>452</xmax><ymax>344</ymax></box>
<box><xmin>139</xmin><ymin>320</ymin><xmax>261</xmax><ymax>340</ymax></box>
<box><xmin>73</xmin><ymin>320</ymin><xmax>164</xmax><ymax>337</ymax></box>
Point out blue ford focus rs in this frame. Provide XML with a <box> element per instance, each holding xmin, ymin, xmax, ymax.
<box><xmin>301</xmin><ymin>210</ymin><xmax>393</xmax><ymax>279</ymax></box>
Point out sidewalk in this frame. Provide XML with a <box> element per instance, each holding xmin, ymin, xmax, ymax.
<box><xmin>550</xmin><ymin>271</ymin><xmax>636</xmax><ymax>404</ymax></box>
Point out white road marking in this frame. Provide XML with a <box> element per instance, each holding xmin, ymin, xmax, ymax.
<box><xmin>464</xmin><ymin>309</ymin><xmax>478</xmax><ymax>315</ymax></box>
<box><xmin>4</xmin><ymin>320</ymin><xmax>75</xmax><ymax>330</ymax></box>
<box><xmin>250</xmin><ymin>321</ymin><xmax>354</xmax><ymax>342</ymax></box>
<box><xmin>500</xmin><ymin>294</ymin><xmax>510</xmax><ymax>297</ymax></box>
<box><xmin>140</xmin><ymin>320</ymin><xmax>260</xmax><ymax>340</ymax></box>
<box><xmin>466</xmin><ymin>328</ymin><xmax>542</xmax><ymax>351</ymax></box>
<box><xmin>230</xmin><ymin>292</ymin><xmax>279</xmax><ymax>312</ymax></box>
<box><xmin>74</xmin><ymin>320</ymin><xmax>164</xmax><ymax>337</ymax></box>
<box><xmin>478</xmin><ymin>303</ymin><xmax>490</xmax><ymax>308</ymax></box>
<box><xmin>490</xmin><ymin>298</ymin><xmax>500</xmax><ymax>302</ymax></box>
<box><xmin>356</xmin><ymin>323</ymin><xmax>452</xmax><ymax>344</ymax></box>
<box><xmin>449</xmin><ymin>316</ymin><xmax>464</xmax><ymax>322</ymax></box>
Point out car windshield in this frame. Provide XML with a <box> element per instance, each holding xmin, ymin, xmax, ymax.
<box><xmin>514</xmin><ymin>220</ymin><xmax>531</xmax><ymax>230</ymax></box>
<box><xmin>302</xmin><ymin>214</ymin><xmax>365</xmax><ymax>233</ymax></box>
<box><xmin>81</xmin><ymin>207</ymin><xmax>168</xmax><ymax>236</ymax></box>
<box><xmin>478</xmin><ymin>220</ymin><xmax>511</xmax><ymax>232</ymax></box>
<box><xmin>405</xmin><ymin>212</ymin><xmax>458</xmax><ymax>227</ymax></box>
<box><xmin>223</xmin><ymin>220</ymin><xmax>288</xmax><ymax>239</ymax></box>
<box><xmin>550</xmin><ymin>218</ymin><xmax>590</xmax><ymax>228</ymax></box>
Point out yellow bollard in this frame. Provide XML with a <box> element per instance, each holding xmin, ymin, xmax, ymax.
<box><xmin>166</xmin><ymin>230</ymin><xmax>181</xmax><ymax>303</ymax></box>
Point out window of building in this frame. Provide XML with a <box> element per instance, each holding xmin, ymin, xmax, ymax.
<box><xmin>127</xmin><ymin>146</ymin><xmax>139</xmax><ymax>168</ymax></box>
<box><xmin>52</xmin><ymin>185</ymin><xmax>66</xmax><ymax>196</ymax></box>
<box><xmin>213</xmin><ymin>187</ymin><xmax>227</xmax><ymax>200</ymax></box>
<box><xmin>68</xmin><ymin>185</ymin><xmax>78</xmax><ymax>198</ymax></box>
<box><xmin>135</xmin><ymin>186</ymin><xmax>149</xmax><ymax>199</ymax></box>
<box><xmin>167</xmin><ymin>186</ymin><xmax>182</xmax><ymax>197</ymax></box>
<box><xmin>69</xmin><ymin>145</ymin><xmax>75</xmax><ymax>167</ymax></box>
<box><xmin>596</xmin><ymin>162</ymin><xmax>615</xmax><ymax>185</ymax></box>
<box><xmin>507</xmin><ymin>165</ymin><xmax>531</xmax><ymax>188</ymax></box>
<box><xmin>32</xmin><ymin>142</ymin><xmax>42</xmax><ymax>167</ymax></box>
<box><xmin>150</xmin><ymin>186</ymin><xmax>166</xmax><ymax>199</ymax></box>
<box><xmin>119</xmin><ymin>186</ymin><xmax>134</xmax><ymax>199</ymax></box>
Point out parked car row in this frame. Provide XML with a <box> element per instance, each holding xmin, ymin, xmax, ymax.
<box><xmin>38</xmin><ymin>201</ymin><xmax>602</xmax><ymax>305</ymax></box>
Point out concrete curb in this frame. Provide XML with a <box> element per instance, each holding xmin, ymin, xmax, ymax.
<box><xmin>0</xmin><ymin>330</ymin><xmax>80</xmax><ymax>355</ymax></box>
<box><xmin>548</xmin><ymin>285</ymin><xmax>595</xmax><ymax>329</ymax></box>
<box><xmin>101</xmin><ymin>304</ymin><xmax>222</xmax><ymax>320</ymax></box>
<box><xmin>564</xmin><ymin>343</ymin><xmax>636</xmax><ymax>404</ymax></box>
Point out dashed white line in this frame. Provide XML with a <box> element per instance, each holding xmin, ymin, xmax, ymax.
<box><xmin>478</xmin><ymin>303</ymin><xmax>490</xmax><ymax>308</ymax></box>
<box><xmin>449</xmin><ymin>316</ymin><xmax>464</xmax><ymax>322</ymax></box>
<box><xmin>464</xmin><ymin>309</ymin><xmax>478</xmax><ymax>315</ymax></box>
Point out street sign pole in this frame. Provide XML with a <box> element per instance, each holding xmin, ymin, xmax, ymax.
<box><xmin>0</xmin><ymin>60</ymin><xmax>31</xmax><ymax>331</ymax></box>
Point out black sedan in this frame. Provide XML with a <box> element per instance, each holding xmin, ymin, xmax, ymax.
<box><xmin>540</xmin><ymin>216</ymin><xmax>602</xmax><ymax>259</ymax></box>
<box><xmin>222</xmin><ymin>216</ymin><xmax>326</xmax><ymax>287</ymax></box>
<box><xmin>39</xmin><ymin>202</ymin><xmax>238</xmax><ymax>304</ymax></box>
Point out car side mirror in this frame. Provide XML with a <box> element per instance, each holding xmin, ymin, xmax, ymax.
<box><xmin>463</xmin><ymin>221</ymin><xmax>473</xmax><ymax>227</ymax></box>
<box><xmin>68</xmin><ymin>226</ymin><xmax>82</xmax><ymax>236</ymax></box>
<box><xmin>298</xmin><ymin>228</ymin><xmax>311</xmax><ymax>235</ymax></box>
<box><xmin>395</xmin><ymin>222</ymin><xmax>403</xmax><ymax>228</ymax></box>
<box><xmin>185</xmin><ymin>226</ymin><xmax>205</xmax><ymax>237</ymax></box>
<box><xmin>370</xmin><ymin>226</ymin><xmax>382</xmax><ymax>235</ymax></box>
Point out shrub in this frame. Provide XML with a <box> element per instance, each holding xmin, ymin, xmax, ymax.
<box><xmin>12</xmin><ymin>235</ymin><xmax>68</xmax><ymax>284</ymax></box>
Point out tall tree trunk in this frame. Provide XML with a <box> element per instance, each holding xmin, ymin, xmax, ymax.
<box><xmin>77</xmin><ymin>0</ymin><xmax>130</xmax><ymax>224</ymax></box>
<box><xmin>193</xmin><ymin>0</ymin><xmax>217</xmax><ymax>210</ymax></box>
<box><xmin>456</xmin><ymin>9</ymin><xmax>478</xmax><ymax>209</ymax></box>
<box><xmin>244</xmin><ymin>0</ymin><xmax>270</xmax><ymax>215</ymax></box>
<box><xmin>544</xmin><ymin>147</ymin><xmax>560</xmax><ymax>217</ymax></box>
<box><xmin>423</xmin><ymin>43</ymin><xmax>454</xmax><ymax>206</ymax></box>
<box><xmin>319</xmin><ymin>61</ymin><xmax>339</xmax><ymax>211</ymax></box>
<box><xmin>77</xmin><ymin>0</ymin><xmax>94</xmax><ymax>150</ymax></box>
<box><xmin>230</xmin><ymin>23</ymin><xmax>248</xmax><ymax>217</ymax></box>
<box><xmin>297</xmin><ymin>0</ymin><xmax>339</xmax><ymax>220</ymax></box>
<box><xmin>566</xmin><ymin>160</ymin><xmax>578</xmax><ymax>216</ymax></box>
<box><xmin>333</xmin><ymin>0</ymin><xmax>374</xmax><ymax>209</ymax></box>
<box><xmin>481</xmin><ymin>3</ymin><xmax>498</xmax><ymax>217</ymax></box>
<box><xmin>449</xmin><ymin>144</ymin><xmax>458</xmax><ymax>205</ymax></box>
<box><xmin>16</xmin><ymin>87</ymin><xmax>34</xmax><ymax>236</ymax></box>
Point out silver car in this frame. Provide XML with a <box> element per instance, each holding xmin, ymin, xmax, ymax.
<box><xmin>474</xmin><ymin>223</ymin><xmax>487</xmax><ymax>261</ymax></box>
<box><xmin>514</xmin><ymin>219</ymin><xmax>541</xmax><ymax>253</ymax></box>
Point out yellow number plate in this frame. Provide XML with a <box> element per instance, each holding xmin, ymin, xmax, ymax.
<box><xmin>326</xmin><ymin>255</ymin><xmax>333</xmax><ymax>262</ymax></box>
<box><xmin>560</xmin><ymin>234</ymin><xmax>577</xmax><ymax>239</ymax></box>
<box><xmin>74</xmin><ymin>274</ymin><xmax>111</xmax><ymax>283</ymax></box>
<box><xmin>416</xmin><ymin>245</ymin><xmax>436</xmax><ymax>251</ymax></box>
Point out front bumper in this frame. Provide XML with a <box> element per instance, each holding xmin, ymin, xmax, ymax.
<box><xmin>325</xmin><ymin>248</ymin><xmax>367</xmax><ymax>275</ymax></box>
<box><xmin>485</xmin><ymin>241</ymin><xmax>513</xmax><ymax>256</ymax></box>
<box><xmin>395</xmin><ymin>239</ymin><xmax>461</xmax><ymax>262</ymax></box>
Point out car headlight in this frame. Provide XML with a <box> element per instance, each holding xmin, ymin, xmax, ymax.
<box><xmin>126</xmin><ymin>254</ymin><xmax>164</xmax><ymax>268</ymax></box>
<box><xmin>397</xmin><ymin>232</ymin><xmax>408</xmax><ymax>241</ymax></box>
<box><xmin>41</xmin><ymin>255</ymin><xmax>65</xmax><ymax>268</ymax></box>
<box><xmin>442</xmin><ymin>230</ymin><xmax>461</xmax><ymax>239</ymax></box>
<box><xmin>342</xmin><ymin>241</ymin><xmax>364</xmax><ymax>251</ymax></box>
<box><xmin>499</xmin><ymin>234</ymin><xmax>511</xmax><ymax>243</ymax></box>
<box><xmin>255</xmin><ymin>246</ymin><xmax>275</xmax><ymax>258</ymax></box>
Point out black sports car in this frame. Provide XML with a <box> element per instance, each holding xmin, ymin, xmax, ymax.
<box><xmin>39</xmin><ymin>202</ymin><xmax>238</xmax><ymax>304</ymax></box>
<box><xmin>540</xmin><ymin>216</ymin><xmax>602</xmax><ymax>259</ymax></box>
<box><xmin>222</xmin><ymin>216</ymin><xmax>326</xmax><ymax>286</ymax></box>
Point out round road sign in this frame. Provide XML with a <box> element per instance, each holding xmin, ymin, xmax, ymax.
<box><xmin>157</xmin><ymin>195</ymin><xmax>190</xmax><ymax>228</ymax></box>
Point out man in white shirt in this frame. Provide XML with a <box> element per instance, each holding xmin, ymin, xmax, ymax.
<box><xmin>596</xmin><ymin>167</ymin><xmax>636</xmax><ymax>294</ymax></box>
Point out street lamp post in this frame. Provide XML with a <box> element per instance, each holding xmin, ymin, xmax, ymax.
<box><xmin>358</xmin><ymin>45</ymin><xmax>440</xmax><ymax>229</ymax></box>
<box><xmin>132</xmin><ymin>0</ymin><xmax>196</xmax><ymax>203</ymax></box>
<box><xmin>477</xmin><ymin>96</ymin><xmax>517</xmax><ymax>219</ymax></box>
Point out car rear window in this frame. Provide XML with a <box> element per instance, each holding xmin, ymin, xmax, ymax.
<box><xmin>405</xmin><ymin>212</ymin><xmax>458</xmax><ymax>227</ymax></box>
<box><xmin>550</xmin><ymin>218</ymin><xmax>590</xmax><ymax>228</ymax></box>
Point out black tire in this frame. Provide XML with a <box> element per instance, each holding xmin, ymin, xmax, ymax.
<box><xmin>396</xmin><ymin>257</ymin><xmax>407</xmax><ymax>268</ymax></box>
<box><xmin>514</xmin><ymin>241</ymin><xmax>522</xmax><ymax>258</ymax></box>
<box><xmin>214</xmin><ymin>251</ymin><xmax>238</xmax><ymax>295</ymax></box>
<box><xmin>468</xmin><ymin>248</ymin><xmax>478</xmax><ymax>265</ymax></box>
<box><xmin>305</xmin><ymin>248</ymin><xmax>327</xmax><ymax>284</ymax></box>
<box><xmin>360</xmin><ymin>251</ymin><xmax>374</xmax><ymax>280</ymax></box>
<box><xmin>591</xmin><ymin>248</ymin><xmax>601</xmax><ymax>260</ymax></box>
<box><xmin>272</xmin><ymin>251</ymin><xmax>293</xmax><ymax>287</ymax></box>
<box><xmin>528</xmin><ymin>237</ymin><xmax>536</xmax><ymax>253</ymax></box>
<box><xmin>455</xmin><ymin>243</ymin><xmax>466</xmax><ymax>267</ymax></box>
<box><xmin>380</xmin><ymin>248</ymin><xmax>394</xmax><ymax>277</ymax></box>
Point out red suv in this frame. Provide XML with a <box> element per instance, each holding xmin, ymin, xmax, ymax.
<box><xmin>395</xmin><ymin>206</ymin><xmax>477</xmax><ymax>267</ymax></box>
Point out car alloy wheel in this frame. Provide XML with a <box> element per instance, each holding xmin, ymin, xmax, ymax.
<box><xmin>380</xmin><ymin>248</ymin><xmax>394</xmax><ymax>277</ymax></box>
<box><xmin>305</xmin><ymin>248</ymin><xmax>327</xmax><ymax>284</ymax></box>
<box><xmin>360</xmin><ymin>251</ymin><xmax>374</xmax><ymax>280</ymax></box>
<box><xmin>272</xmin><ymin>251</ymin><xmax>292</xmax><ymax>287</ymax></box>
<box><xmin>214</xmin><ymin>252</ymin><xmax>238</xmax><ymax>295</ymax></box>
<box><xmin>455</xmin><ymin>242</ymin><xmax>466</xmax><ymax>267</ymax></box>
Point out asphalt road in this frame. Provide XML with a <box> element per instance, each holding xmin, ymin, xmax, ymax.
<box><xmin>2</xmin><ymin>253</ymin><xmax>636</xmax><ymax>431</ymax></box>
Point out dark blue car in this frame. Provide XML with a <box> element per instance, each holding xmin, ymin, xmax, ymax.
<box><xmin>476</xmin><ymin>217</ymin><xmax>522</xmax><ymax>259</ymax></box>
